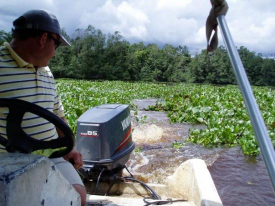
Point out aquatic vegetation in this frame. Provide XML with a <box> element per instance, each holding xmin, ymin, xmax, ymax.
<box><xmin>56</xmin><ymin>79</ymin><xmax>275</xmax><ymax>155</ymax></box>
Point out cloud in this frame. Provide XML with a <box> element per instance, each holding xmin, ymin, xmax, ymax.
<box><xmin>78</xmin><ymin>0</ymin><xmax>150</xmax><ymax>40</ymax></box>
<box><xmin>79</xmin><ymin>0</ymin><xmax>120</xmax><ymax>31</ymax></box>
<box><xmin>0</xmin><ymin>0</ymin><xmax>275</xmax><ymax>54</ymax></box>
<box><xmin>0</xmin><ymin>0</ymin><xmax>54</xmax><ymax>15</ymax></box>
<box><xmin>75</xmin><ymin>0</ymin><xmax>210</xmax><ymax>52</ymax></box>
<box><xmin>225</xmin><ymin>0</ymin><xmax>275</xmax><ymax>53</ymax></box>
<box><xmin>116</xmin><ymin>1</ymin><xmax>150</xmax><ymax>39</ymax></box>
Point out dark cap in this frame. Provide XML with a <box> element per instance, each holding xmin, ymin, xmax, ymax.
<box><xmin>13</xmin><ymin>9</ymin><xmax>70</xmax><ymax>46</ymax></box>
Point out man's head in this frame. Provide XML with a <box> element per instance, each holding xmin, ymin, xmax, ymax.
<box><xmin>10</xmin><ymin>9</ymin><xmax>70</xmax><ymax>67</ymax></box>
<box><xmin>12</xmin><ymin>9</ymin><xmax>70</xmax><ymax>47</ymax></box>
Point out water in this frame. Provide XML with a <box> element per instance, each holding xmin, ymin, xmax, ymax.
<box><xmin>128</xmin><ymin>99</ymin><xmax>275</xmax><ymax>205</ymax></box>
<box><xmin>126</xmin><ymin>143</ymin><xmax>222</xmax><ymax>184</ymax></box>
<box><xmin>209</xmin><ymin>147</ymin><xmax>275</xmax><ymax>206</ymax></box>
<box><xmin>127</xmin><ymin>142</ymin><xmax>275</xmax><ymax>205</ymax></box>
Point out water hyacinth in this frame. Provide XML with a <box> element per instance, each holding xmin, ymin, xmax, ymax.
<box><xmin>56</xmin><ymin>79</ymin><xmax>275</xmax><ymax>155</ymax></box>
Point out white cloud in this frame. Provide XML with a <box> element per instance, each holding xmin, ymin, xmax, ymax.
<box><xmin>156</xmin><ymin>0</ymin><xmax>192</xmax><ymax>13</ymax></box>
<box><xmin>79</xmin><ymin>0</ymin><xmax>120</xmax><ymax>31</ymax></box>
<box><xmin>0</xmin><ymin>0</ymin><xmax>54</xmax><ymax>14</ymax></box>
<box><xmin>1</xmin><ymin>0</ymin><xmax>275</xmax><ymax>54</ymax></box>
<box><xmin>225</xmin><ymin>0</ymin><xmax>275</xmax><ymax>53</ymax></box>
<box><xmin>115</xmin><ymin>1</ymin><xmax>150</xmax><ymax>39</ymax></box>
<box><xmin>250</xmin><ymin>17</ymin><xmax>275</xmax><ymax>39</ymax></box>
<box><xmin>78</xmin><ymin>0</ymin><xmax>151</xmax><ymax>40</ymax></box>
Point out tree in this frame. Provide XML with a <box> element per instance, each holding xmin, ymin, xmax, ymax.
<box><xmin>50</xmin><ymin>29</ymin><xmax>74</xmax><ymax>78</ymax></box>
<box><xmin>48</xmin><ymin>24</ymin><xmax>275</xmax><ymax>87</ymax></box>
<box><xmin>0</xmin><ymin>30</ymin><xmax>12</xmax><ymax>45</ymax></box>
<box><xmin>206</xmin><ymin>46</ymin><xmax>235</xmax><ymax>84</ymax></box>
<box><xmin>71</xmin><ymin>26</ymin><xmax>106</xmax><ymax>79</ymax></box>
<box><xmin>186</xmin><ymin>50</ymin><xmax>209</xmax><ymax>83</ymax></box>
<box><xmin>104</xmin><ymin>31</ymin><xmax>130</xmax><ymax>80</ymax></box>
<box><xmin>138</xmin><ymin>43</ymin><xmax>160</xmax><ymax>81</ymax></box>
<box><xmin>238</xmin><ymin>46</ymin><xmax>263</xmax><ymax>85</ymax></box>
<box><xmin>125</xmin><ymin>42</ymin><xmax>147</xmax><ymax>80</ymax></box>
<box><xmin>168</xmin><ymin>46</ymin><xmax>191</xmax><ymax>82</ymax></box>
<box><xmin>260</xmin><ymin>58</ymin><xmax>275</xmax><ymax>86</ymax></box>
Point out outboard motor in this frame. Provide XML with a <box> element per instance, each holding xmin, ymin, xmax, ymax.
<box><xmin>75</xmin><ymin>104</ymin><xmax>135</xmax><ymax>182</ymax></box>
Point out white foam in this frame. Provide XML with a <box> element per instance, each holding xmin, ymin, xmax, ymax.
<box><xmin>132</xmin><ymin>124</ymin><xmax>163</xmax><ymax>143</ymax></box>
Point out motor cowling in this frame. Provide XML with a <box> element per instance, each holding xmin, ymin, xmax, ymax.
<box><xmin>75</xmin><ymin>104</ymin><xmax>134</xmax><ymax>178</ymax></box>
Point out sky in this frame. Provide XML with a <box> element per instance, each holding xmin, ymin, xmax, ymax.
<box><xmin>1</xmin><ymin>0</ymin><xmax>275</xmax><ymax>55</ymax></box>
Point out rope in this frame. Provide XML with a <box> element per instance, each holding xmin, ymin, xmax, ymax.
<box><xmin>206</xmin><ymin>0</ymin><xmax>229</xmax><ymax>52</ymax></box>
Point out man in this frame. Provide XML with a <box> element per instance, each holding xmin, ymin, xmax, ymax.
<box><xmin>0</xmin><ymin>9</ymin><xmax>86</xmax><ymax>206</ymax></box>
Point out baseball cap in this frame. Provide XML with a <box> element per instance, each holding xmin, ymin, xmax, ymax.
<box><xmin>13</xmin><ymin>9</ymin><xmax>70</xmax><ymax>46</ymax></box>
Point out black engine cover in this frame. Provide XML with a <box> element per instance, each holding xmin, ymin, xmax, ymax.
<box><xmin>76</xmin><ymin>104</ymin><xmax>135</xmax><ymax>170</ymax></box>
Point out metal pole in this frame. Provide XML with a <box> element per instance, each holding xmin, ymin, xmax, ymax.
<box><xmin>217</xmin><ymin>15</ymin><xmax>275</xmax><ymax>191</ymax></box>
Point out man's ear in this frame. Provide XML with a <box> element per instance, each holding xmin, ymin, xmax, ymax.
<box><xmin>38</xmin><ymin>33</ymin><xmax>48</xmax><ymax>49</ymax></box>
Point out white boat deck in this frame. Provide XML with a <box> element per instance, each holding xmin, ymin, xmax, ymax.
<box><xmin>84</xmin><ymin>159</ymin><xmax>223</xmax><ymax>206</ymax></box>
<box><xmin>87</xmin><ymin>195</ymin><xmax>196</xmax><ymax>206</ymax></box>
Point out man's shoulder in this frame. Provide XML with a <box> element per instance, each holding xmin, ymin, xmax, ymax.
<box><xmin>0</xmin><ymin>45</ymin><xmax>17</xmax><ymax>69</ymax></box>
<box><xmin>0</xmin><ymin>45</ymin><xmax>11</xmax><ymax>57</ymax></box>
<box><xmin>38</xmin><ymin>66</ymin><xmax>54</xmax><ymax>79</ymax></box>
<box><xmin>39</xmin><ymin>66</ymin><xmax>52</xmax><ymax>73</ymax></box>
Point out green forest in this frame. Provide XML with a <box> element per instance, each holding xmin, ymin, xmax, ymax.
<box><xmin>1</xmin><ymin>26</ymin><xmax>275</xmax><ymax>86</ymax></box>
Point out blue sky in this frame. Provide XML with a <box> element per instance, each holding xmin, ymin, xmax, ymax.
<box><xmin>1</xmin><ymin>0</ymin><xmax>275</xmax><ymax>55</ymax></box>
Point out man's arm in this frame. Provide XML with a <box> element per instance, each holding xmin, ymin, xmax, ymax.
<box><xmin>57</xmin><ymin>117</ymin><xmax>83</xmax><ymax>169</ymax></box>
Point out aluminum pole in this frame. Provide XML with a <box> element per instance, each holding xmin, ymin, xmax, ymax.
<box><xmin>217</xmin><ymin>15</ymin><xmax>275</xmax><ymax>191</ymax></box>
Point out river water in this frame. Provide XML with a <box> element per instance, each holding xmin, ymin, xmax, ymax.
<box><xmin>127</xmin><ymin>99</ymin><xmax>275</xmax><ymax>206</ymax></box>
<box><xmin>209</xmin><ymin>147</ymin><xmax>275</xmax><ymax>206</ymax></box>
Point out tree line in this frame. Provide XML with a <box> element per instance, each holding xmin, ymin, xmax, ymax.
<box><xmin>1</xmin><ymin>27</ymin><xmax>275</xmax><ymax>86</ymax></box>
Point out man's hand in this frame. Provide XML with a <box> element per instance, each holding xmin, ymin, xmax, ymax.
<box><xmin>63</xmin><ymin>148</ymin><xmax>83</xmax><ymax>169</ymax></box>
<box><xmin>57</xmin><ymin>117</ymin><xmax>83</xmax><ymax>169</ymax></box>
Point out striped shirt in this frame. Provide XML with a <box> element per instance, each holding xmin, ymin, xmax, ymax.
<box><xmin>0</xmin><ymin>42</ymin><xmax>65</xmax><ymax>152</ymax></box>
